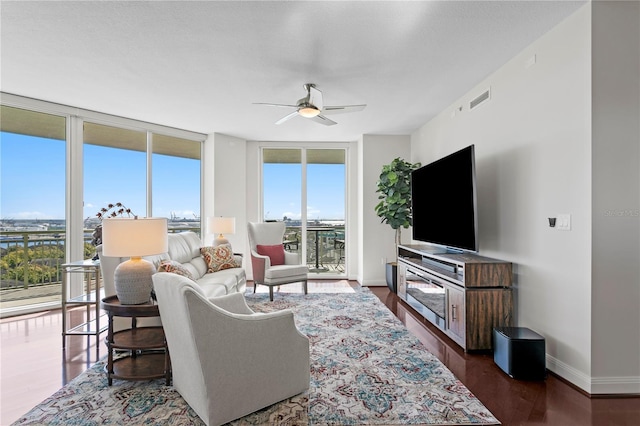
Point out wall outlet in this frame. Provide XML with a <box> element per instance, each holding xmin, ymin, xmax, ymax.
<box><xmin>556</xmin><ymin>214</ymin><xmax>571</xmax><ymax>230</ymax></box>
<box><xmin>381</xmin><ymin>257</ymin><xmax>386</xmax><ymax>265</ymax></box>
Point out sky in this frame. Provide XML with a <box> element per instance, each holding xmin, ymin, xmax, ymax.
<box><xmin>263</xmin><ymin>163</ymin><xmax>345</xmax><ymax>222</ymax></box>
<box><xmin>1</xmin><ymin>132</ymin><xmax>345</xmax><ymax>222</ymax></box>
<box><xmin>1</xmin><ymin>132</ymin><xmax>200</xmax><ymax>221</ymax></box>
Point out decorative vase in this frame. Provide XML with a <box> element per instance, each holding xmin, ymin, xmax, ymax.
<box><xmin>113</xmin><ymin>257</ymin><xmax>155</xmax><ymax>304</ymax></box>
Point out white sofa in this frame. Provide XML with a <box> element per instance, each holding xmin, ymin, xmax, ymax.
<box><xmin>98</xmin><ymin>231</ymin><xmax>246</xmax><ymax>329</ymax></box>
<box><xmin>99</xmin><ymin>230</ymin><xmax>246</xmax><ymax>300</ymax></box>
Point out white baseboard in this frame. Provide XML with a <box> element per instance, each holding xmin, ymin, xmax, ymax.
<box><xmin>546</xmin><ymin>354</ymin><xmax>591</xmax><ymax>392</ymax></box>
<box><xmin>361</xmin><ymin>280</ymin><xmax>387</xmax><ymax>287</ymax></box>
<box><xmin>547</xmin><ymin>354</ymin><xmax>640</xmax><ymax>395</ymax></box>
<box><xmin>591</xmin><ymin>375</ymin><xmax>640</xmax><ymax>395</ymax></box>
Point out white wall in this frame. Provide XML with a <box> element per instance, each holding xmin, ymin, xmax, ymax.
<box><xmin>205</xmin><ymin>133</ymin><xmax>248</xmax><ymax>264</ymax></box>
<box><xmin>591</xmin><ymin>0</ymin><xmax>640</xmax><ymax>393</ymax></box>
<box><xmin>358</xmin><ymin>134</ymin><xmax>411</xmax><ymax>286</ymax></box>
<box><xmin>411</xmin><ymin>5</ymin><xmax>594</xmax><ymax>390</ymax></box>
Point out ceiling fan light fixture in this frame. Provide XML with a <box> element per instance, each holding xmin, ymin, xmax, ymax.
<box><xmin>298</xmin><ymin>107</ymin><xmax>320</xmax><ymax>118</ymax></box>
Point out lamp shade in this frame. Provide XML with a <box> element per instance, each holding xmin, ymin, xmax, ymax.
<box><xmin>207</xmin><ymin>217</ymin><xmax>236</xmax><ymax>235</ymax></box>
<box><xmin>102</xmin><ymin>217</ymin><xmax>168</xmax><ymax>257</ymax></box>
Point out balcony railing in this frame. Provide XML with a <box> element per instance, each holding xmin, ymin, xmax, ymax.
<box><xmin>283</xmin><ymin>225</ymin><xmax>345</xmax><ymax>273</ymax></box>
<box><xmin>0</xmin><ymin>225</ymin><xmax>345</xmax><ymax>316</ymax></box>
<box><xmin>0</xmin><ymin>227</ymin><xmax>199</xmax><ymax>316</ymax></box>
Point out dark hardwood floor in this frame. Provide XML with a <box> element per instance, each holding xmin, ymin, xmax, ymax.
<box><xmin>1</xmin><ymin>281</ymin><xmax>638</xmax><ymax>425</ymax></box>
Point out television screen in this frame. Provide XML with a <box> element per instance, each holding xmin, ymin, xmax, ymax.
<box><xmin>411</xmin><ymin>145</ymin><xmax>478</xmax><ymax>252</ymax></box>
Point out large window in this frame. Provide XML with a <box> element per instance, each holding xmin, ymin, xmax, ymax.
<box><xmin>0</xmin><ymin>97</ymin><xmax>204</xmax><ymax>315</ymax></box>
<box><xmin>152</xmin><ymin>134</ymin><xmax>201</xmax><ymax>229</ymax></box>
<box><xmin>83</xmin><ymin>123</ymin><xmax>147</xmax><ymax>221</ymax></box>
<box><xmin>263</xmin><ymin>149</ymin><xmax>302</xmax><ymax>223</ymax></box>
<box><xmin>262</xmin><ymin>147</ymin><xmax>346</xmax><ymax>276</ymax></box>
<box><xmin>0</xmin><ymin>106</ymin><xmax>67</xmax><ymax>313</ymax></box>
<box><xmin>82</xmin><ymin>124</ymin><xmax>202</xmax><ymax>230</ymax></box>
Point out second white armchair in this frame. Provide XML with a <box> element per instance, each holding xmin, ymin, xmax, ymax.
<box><xmin>248</xmin><ymin>221</ymin><xmax>308</xmax><ymax>301</ymax></box>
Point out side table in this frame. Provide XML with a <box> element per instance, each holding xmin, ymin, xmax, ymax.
<box><xmin>101</xmin><ymin>295</ymin><xmax>171</xmax><ymax>386</ymax></box>
<box><xmin>61</xmin><ymin>260</ymin><xmax>106</xmax><ymax>360</ymax></box>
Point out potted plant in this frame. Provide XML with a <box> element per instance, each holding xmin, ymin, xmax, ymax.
<box><xmin>375</xmin><ymin>158</ymin><xmax>421</xmax><ymax>292</ymax></box>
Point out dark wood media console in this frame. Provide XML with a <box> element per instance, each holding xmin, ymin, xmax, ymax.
<box><xmin>397</xmin><ymin>244</ymin><xmax>513</xmax><ymax>351</ymax></box>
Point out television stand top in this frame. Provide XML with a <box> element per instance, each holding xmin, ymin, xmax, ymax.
<box><xmin>398</xmin><ymin>244</ymin><xmax>512</xmax><ymax>288</ymax></box>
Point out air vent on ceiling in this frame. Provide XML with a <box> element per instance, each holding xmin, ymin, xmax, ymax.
<box><xmin>470</xmin><ymin>88</ymin><xmax>491</xmax><ymax>110</ymax></box>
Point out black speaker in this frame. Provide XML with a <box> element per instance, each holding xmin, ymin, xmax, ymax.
<box><xmin>494</xmin><ymin>327</ymin><xmax>546</xmax><ymax>380</ymax></box>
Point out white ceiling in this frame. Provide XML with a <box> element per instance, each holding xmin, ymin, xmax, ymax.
<box><xmin>1</xmin><ymin>1</ymin><xmax>585</xmax><ymax>142</ymax></box>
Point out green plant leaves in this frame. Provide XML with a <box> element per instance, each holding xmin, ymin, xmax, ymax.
<box><xmin>375</xmin><ymin>158</ymin><xmax>421</xmax><ymax>231</ymax></box>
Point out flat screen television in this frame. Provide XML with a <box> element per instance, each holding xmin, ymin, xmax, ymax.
<box><xmin>411</xmin><ymin>145</ymin><xmax>478</xmax><ymax>253</ymax></box>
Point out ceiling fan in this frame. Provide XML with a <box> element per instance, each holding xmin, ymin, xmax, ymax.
<box><xmin>254</xmin><ymin>83</ymin><xmax>366</xmax><ymax>126</ymax></box>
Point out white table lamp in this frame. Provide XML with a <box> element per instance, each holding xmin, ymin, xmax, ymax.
<box><xmin>208</xmin><ymin>216</ymin><xmax>236</xmax><ymax>246</ymax></box>
<box><xmin>102</xmin><ymin>217</ymin><xmax>168</xmax><ymax>304</ymax></box>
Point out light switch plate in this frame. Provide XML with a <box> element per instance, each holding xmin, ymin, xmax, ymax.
<box><xmin>556</xmin><ymin>214</ymin><xmax>571</xmax><ymax>230</ymax></box>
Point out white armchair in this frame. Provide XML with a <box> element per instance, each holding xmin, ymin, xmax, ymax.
<box><xmin>247</xmin><ymin>221</ymin><xmax>308</xmax><ymax>301</ymax></box>
<box><xmin>153</xmin><ymin>272</ymin><xmax>310</xmax><ymax>426</ymax></box>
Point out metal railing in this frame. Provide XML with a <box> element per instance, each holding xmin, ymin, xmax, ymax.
<box><xmin>283</xmin><ymin>225</ymin><xmax>345</xmax><ymax>273</ymax></box>
<box><xmin>0</xmin><ymin>227</ymin><xmax>201</xmax><ymax>310</ymax></box>
<box><xmin>1</xmin><ymin>230</ymin><xmax>73</xmax><ymax>291</ymax></box>
<box><xmin>0</xmin><ymin>225</ymin><xmax>344</xmax><ymax>314</ymax></box>
<box><xmin>0</xmin><ymin>227</ymin><xmax>201</xmax><ymax>289</ymax></box>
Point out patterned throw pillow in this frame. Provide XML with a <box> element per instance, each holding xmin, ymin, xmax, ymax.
<box><xmin>157</xmin><ymin>260</ymin><xmax>195</xmax><ymax>281</ymax></box>
<box><xmin>200</xmin><ymin>244</ymin><xmax>239</xmax><ymax>273</ymax></box>
<box><xmin>256</xmin><ymin>244</ymin><xmax>285</xmax><ymax>266</ymax></box>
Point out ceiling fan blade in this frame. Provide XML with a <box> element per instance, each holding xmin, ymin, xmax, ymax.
<box><xmin>253</xmin><ymin>102</ymin><xmax>298</xmax><ymax>108</ymax></box>
<box><xmin>275</xmin><ymin>111</ymin><xmax>299</xmax><ymax>125</ymax></box>
<box><xmin>309</xmin><ymin>114</ymin><xmax>337</xmax><ymax>126</ymax></box>
<box><xmin>322</xmin><ymin>104</ymin><xmax>367</xmax><ymax>115</ymax></box>
<box><xmin>308</xmin><ymin>85</ymin><xmax>323</xmax><ymax>110</ymax></box>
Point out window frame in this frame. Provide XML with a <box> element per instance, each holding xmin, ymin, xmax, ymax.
<box><xmin>1</xmin><ymin>92</ymin><xmax>206</xmax><ymax>265</ymax></box>
<box><xmin>259</xmin><ymin>143</ymin><xmax>350</xmax><ymax>278</ymax></box>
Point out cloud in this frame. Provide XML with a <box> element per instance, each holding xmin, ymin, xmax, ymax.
<box><xmin>8</xmin><ymin>211</ymin><xmax>56</xmax><ymax>220</ymax></box>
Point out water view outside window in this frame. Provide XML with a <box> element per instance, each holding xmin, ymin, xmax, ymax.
<box><xmin>0</xmin><ymin>106</ymin><xmax>67</xmax><ymax>312</ymax></box>
<box><xmin>262</xmin><ymin>147</ymin><xmax>346</xmax><ymax>275</ymax></box>
<box><xmin>1</xmin><ymin>107</ymin><xmax>203</xmax><ymax>314</ymax></box>
<box><xmin>152</xmin><ymin>134</ymin><xmax>201</xmax><ymax>230</ymax></box>
<box><xmin>83</xmin><ymin>123</ymin><xmax>147</xmax><ymax>224</ymax></box>
<box><xmin>83</xmin><ymin>125</ymin><xmax>202</xmax><ymax>231</ymax></box>
<box><xmin>306</xmin><ymin>149</ymin><xmax>345</xmax><ymax>274</ymax></box>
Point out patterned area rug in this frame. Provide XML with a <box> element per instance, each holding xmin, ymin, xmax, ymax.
<box><xmin>13</xmin><ymin>288</ymin><xmax>499</xmax><ymax>425</ymax></box>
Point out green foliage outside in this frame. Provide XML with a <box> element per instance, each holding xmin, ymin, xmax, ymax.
<box><xmin>0</xmin><ymin>242</ymin><xmax>95</xmax><ymax>286</ymax></box>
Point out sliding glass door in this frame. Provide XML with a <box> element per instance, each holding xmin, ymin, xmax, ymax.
<box><xmin>262</xmin><ymin>147</ymin><xmax>346</xmax><ymax>276</ymax></box>
<box><xmin>0</xmin><ymin>106</ymin><xmax>67</xmax><ymax>312</ymax></box>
